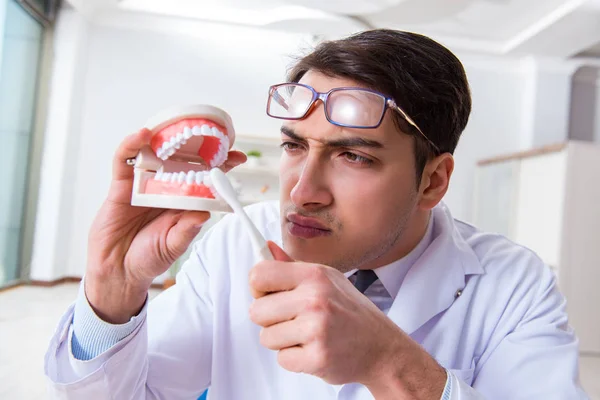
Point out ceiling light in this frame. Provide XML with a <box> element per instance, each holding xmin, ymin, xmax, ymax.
<box><xmin>276</xmin><ymin>0</ymin><xmax>406</xmax><ymax>14</ymax></box>
<box><xmin>118</xmin><ymin>0</ymin><xmax>334</xmax><ymax>26</ymax></box>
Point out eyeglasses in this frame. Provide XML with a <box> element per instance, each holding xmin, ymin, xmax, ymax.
<box><xmin>266</xmin><ymin>82</ymin><xmax>439</xmax><ymax>153</ymax></box>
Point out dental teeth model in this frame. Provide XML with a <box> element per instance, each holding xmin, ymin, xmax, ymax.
<box><xmin>130</xmin><ymin>104</ymin><xmax>235</xmax><ymax>212</ymax></box>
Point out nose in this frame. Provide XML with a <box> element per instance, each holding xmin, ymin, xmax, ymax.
<box><xmin>290</xmin><ymin>153</ymin><xmax>333</xmax><ymax>210</ymax></box>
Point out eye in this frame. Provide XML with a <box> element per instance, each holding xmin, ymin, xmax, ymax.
<box><xmin>280</xmin><ymin>141</ymin><xmax>303</xmax><ymax>153</ymax></box>
<box><xmin>342</xmin><ymin>152</ymin><xmax>373</xmax><ymax>166</ymax></box>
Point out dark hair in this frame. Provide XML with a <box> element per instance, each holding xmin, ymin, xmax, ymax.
<box><xmin>288</xmin><ymin>29</ymin><xmax>472</xmax><ymax>181</ymax></box>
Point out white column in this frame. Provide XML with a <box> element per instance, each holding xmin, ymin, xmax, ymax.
<box><xmin>29</xmin><ymin>8</ymin><xmax>90</xmax><ymax>281</ymax></box>
<box><xmin>518</xmin><ymin>57</ymin><xmax>579</xmax><ymax>149</ymax></box>
<box><xmin>530</xmin><ymin>58</ymin><xmax>578</xmax><ymax>147</ymax></box>
<box><xmin>569</xmin><ymin>65</ymin><xmax>600</xmax><ymax>143</ymax></box>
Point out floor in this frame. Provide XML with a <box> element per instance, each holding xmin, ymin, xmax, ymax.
<box><xmin>0</xmin><ymin>283</ymin><xmax>161</xmax><ymax>399</ymax></box>
<box><xmin>1</xmin><ymin>283</ymin><xmax>598</xmax><ymax>399</ymax></box>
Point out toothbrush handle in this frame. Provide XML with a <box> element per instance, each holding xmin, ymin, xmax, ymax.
<box><xmin>237</xmin><ymin>209</ymin><xmax>274</xmax><ymax>261</ymax></box>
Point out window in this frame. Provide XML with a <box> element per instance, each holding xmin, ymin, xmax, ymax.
<box><xmin>0</xmin><ymin>0</ymin><xmax>44</xmax><ymax>287</ymax></box>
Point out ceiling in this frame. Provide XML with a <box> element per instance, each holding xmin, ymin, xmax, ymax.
<box><xmin>66</xmin><ymin>0</ymin><xmax>600</xmax><ymax>58</ymax></box>
<box><xmin>577</xmin><ymin>41</ymin><xmax>600</xmax><ymax>58</ymax></box>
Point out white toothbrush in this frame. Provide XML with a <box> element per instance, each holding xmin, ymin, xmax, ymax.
<box><xmin>209</xmin><ymin>168</ymin><xmax>274</xmax><ymax>261</ymax></box>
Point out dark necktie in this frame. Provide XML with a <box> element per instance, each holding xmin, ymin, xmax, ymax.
<box><xmin>352</xmin><ymin>269</ymin><xmax>378</xmax><ymax>294</ymax></box>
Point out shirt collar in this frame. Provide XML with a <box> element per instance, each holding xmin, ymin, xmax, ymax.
<box><xmin>344</xmin><ymin>211</ymin><xmax>435</xmax><ymax>300</ymax></box>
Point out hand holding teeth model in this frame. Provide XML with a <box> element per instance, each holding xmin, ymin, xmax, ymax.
<box><xmin>129</xmin><ymin>104</ymin><xmax>237</xmax><ymax>213</ymax></box>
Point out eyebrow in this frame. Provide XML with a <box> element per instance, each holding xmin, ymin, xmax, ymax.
<box><xmin>280</xmin><ymin>126</ymin><xmax>383</xmax><ymax>149</ymax></box>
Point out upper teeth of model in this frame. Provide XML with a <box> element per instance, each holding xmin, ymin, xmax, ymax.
<box><xmin>155</xmin><ymin>124</ymin><xmax>229</xmax><ymax>168</ymax></box>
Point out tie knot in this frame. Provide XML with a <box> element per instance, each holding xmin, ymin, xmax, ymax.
<box><xmin>352</xmin><ymin>269</ymin><xmax>378</xmax><ymax>294</ymax></box>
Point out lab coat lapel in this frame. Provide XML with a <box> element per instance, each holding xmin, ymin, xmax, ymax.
<box><xmin>386</xmin><ymin>204</ymin><xmax>484</xmax><ymax>336</ymax></box>
<box><xmin>266</xmin><ymin>218</ymin><xmax>282</xmax><ymax>245</ymax></box>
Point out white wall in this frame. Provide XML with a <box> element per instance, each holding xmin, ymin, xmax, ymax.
<box><xmin>30</xmin><ymin>9</ymin><xmax>313</xmax><ymax>280</ymax></box>
<box><xmin>443</xmin><ymin>56</ymin><xmax>531</xmax><ymax>224</ymax></box>
<box><xmin>31</xmin><ymin>8</ymin><xmax>578</xmax><ymax>280</ymax></box>
<box><xmin>448</xmin><ymin>56</ymin><xmax>584</xmax><ymax>224</ymax></box>
<box><xmin>65</xmin><ymin>23</ymin><xmax>314</xmax><ymax>279</ymax></box>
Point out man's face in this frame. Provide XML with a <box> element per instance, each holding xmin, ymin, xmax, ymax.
<box><xmin>279</xmin><ymin>70</ymin><xmax>423</xmax><ymax>272</ymax></box>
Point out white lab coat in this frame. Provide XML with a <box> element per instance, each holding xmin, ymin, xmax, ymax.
<box><xmin>44</xmin><ymin>201</ymin><xmax>588</xmax><ymax>399</ymax></box>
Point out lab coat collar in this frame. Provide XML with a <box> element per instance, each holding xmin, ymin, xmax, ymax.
<box><xmin>372</xmin><ymin>212</ymin><xmax>435</xmax><ymax>300</ymax></box>
<box><xmin>385</xmin><ymin>202</ymin><xmax>484</xmax><ymax>335</ymax></box>
<box><xmin>341</xmin><ymin>212</ymin><xmax>434</xmax><ymax>300</ymax></box>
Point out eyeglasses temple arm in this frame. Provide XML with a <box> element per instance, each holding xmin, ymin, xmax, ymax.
<box><xmin>387</xmin><ymin>100</ymin><xmax>440</xmax><ymax>154</ymax></box>
<box><xmin>272</xmin><ymin>90</ymin><xmax>289</xmax><ymax>111</ymax></box>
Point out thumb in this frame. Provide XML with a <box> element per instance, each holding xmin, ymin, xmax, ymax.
<box><xmin>166</xmin><ymin>211</ymin><xmax>211</xmax><ymax>257</ymax></box>
<box><xmin>267</xmin><ymin>240</ymin><xmax>294</xmax><ymax>262</ymax></box>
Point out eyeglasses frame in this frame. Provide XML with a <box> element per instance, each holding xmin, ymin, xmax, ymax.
<box><xmin>266</xmin><ymin>82</ymin><xmax>440</xmax><ymax>154</ymax></box>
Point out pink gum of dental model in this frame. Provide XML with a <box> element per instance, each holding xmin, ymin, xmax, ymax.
<box><xmin>130</xmin><ymin>104</ymin><xmax>236</xmax><ymax>212</ymax></box>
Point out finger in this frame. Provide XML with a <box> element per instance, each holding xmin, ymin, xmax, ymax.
<box><xmin>260</xmin><ymin>319</ymin><xmax>309</xmax><ymax>351</ymax></box>
<box><xmin>113</xmin><ymin>128</ymin><xmax>154</xmax><ymax>181</ymax></box>
<box><xmin>250</xmin><ymin>285</ymin><xmax>266</xmax><ymax>300</ymax></box>
<box><xmin>250</xmin><ymin>242</ymin><xmax>293</xmax><ymax>299</ymax></box>
<box><xmin>277</xmin><ymin>346</ymin><xmax>306</xmax><ymax>374</ymax></box>
<box><xmin>249</xmin><ymin>261</ymin><xmax>306</xmax><ymax>296</ymax></box>
<box><xmin>221</xmin><ymin>150</ymin><xmax>247</xmax><ymax>173</ymax></box>
<box><xmin>165</xmin><ymin>210</ymin><xmax>211</xmax><ymax>257</ymax></box>
<box><xmin>267</xmin><ymin>241</ymin><xmax>294</xmax><ymax>262</ymax></box>
<box><xmin>249</xmin><ymin>290</ymin><xmax>302</xmax><ymax>327</ymax></box>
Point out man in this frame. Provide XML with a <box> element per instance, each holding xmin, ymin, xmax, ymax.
<box><xmin>44</xmin><ymin>29</ymin><xmax>587</xmax><ymax>399</ymax></box>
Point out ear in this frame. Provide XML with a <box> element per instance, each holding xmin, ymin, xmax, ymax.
<box><xmin>417</xmin><ymin>154</ymin><xmax>454</xmax><ymax>210</ymax></box>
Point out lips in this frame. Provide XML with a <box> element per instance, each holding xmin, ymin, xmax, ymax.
<box><xmin>287</xmin><ymin>214</ymin><xmax>330</xmax><ymax>230</ymax></box>
<box><xmin>286</xmin><ymin>213</ymin><xmax>332</xmax><ymax>239</ymax></box>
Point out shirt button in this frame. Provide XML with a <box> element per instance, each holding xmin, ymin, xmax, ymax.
<box><xmin>455</xmin><ymin>289</ymin><xmax>463</xmax><ymax>298</ymax></box>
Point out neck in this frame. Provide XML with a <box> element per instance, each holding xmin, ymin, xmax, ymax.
<box><xmin>360</xmin><ymin>209</ymin><xmax>431</xmax><ymax>270</ymax></box>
